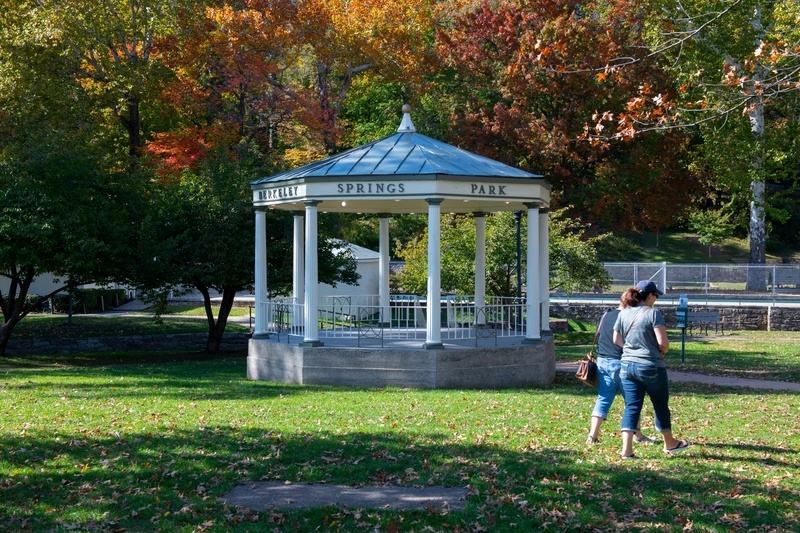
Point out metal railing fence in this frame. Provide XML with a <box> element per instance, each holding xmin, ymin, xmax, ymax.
<box><xmin>603</xmin><ymin>262</ymin><xmax>800</xmax><ymax>295</ymax></box>
<box><xmin>258</xmin><ymin>294</ymin><xmax>529</xmax><ymax>345</ymax></box>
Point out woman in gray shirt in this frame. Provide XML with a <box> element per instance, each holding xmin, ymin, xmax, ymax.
<box><xmin>586</xmin><ymin>296</ymin><xmax>654</xmax><ymax>445</ymax></box>
<box><xmin>613</xmin><ymin>280</ymin><xmax>691</xmax><ymax>459</ymax></box>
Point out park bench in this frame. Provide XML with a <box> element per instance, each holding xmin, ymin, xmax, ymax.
<box><xmin>775</xmin><ymin>268</ymin><xmax>800</xmax><ymax>290</ymax></box>
<box><xmin>687</xmin><ymin>311</ymin><xmax>724</xmax><ymax>335</ymax></box>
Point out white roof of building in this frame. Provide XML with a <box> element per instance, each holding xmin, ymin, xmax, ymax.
<box><xmin>331</xmin><ymin>239</ymin><xmax>379</xmax><ymax>262</ymax></box>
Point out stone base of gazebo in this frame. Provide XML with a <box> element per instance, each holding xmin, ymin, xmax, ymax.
<box><xmin>246</xmin><ymin>336</ymin><xmax>555</xmax><ymax>389</ymax></box>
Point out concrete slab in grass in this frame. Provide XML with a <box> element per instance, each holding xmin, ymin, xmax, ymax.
<box><xmin>223</xmin><ymin>482</ymin><xmax>471</xmax><ymax>511</ymax></box>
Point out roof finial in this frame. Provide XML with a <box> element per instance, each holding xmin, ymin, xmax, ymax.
<box><xmin>397</xmin><ymin>104</ymin><xmax>416</xmax><ymax>133</ymax></box>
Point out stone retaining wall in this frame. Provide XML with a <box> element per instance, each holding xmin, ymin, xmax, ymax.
<box><xmin>6</xmin><ymin>332</ymin><xmax>252</xmax><ymax>357</ymax></box>
<box><xmin>549</xmin><ymin>303</ymin><xmax>800</xmax><ymax>331</ymax></box>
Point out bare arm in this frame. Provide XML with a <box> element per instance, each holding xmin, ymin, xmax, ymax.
<box><xmin>655</xmin><ymin>325</ymin><xmax>669</xmax><ymax>355</ymax></box>
<box><xmin>613</xmin><ymin>330</ymin><xmax>624</xmax><ymax>348</ymax></box>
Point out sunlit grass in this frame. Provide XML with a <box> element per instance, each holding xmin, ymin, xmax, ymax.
<box><xmin>1</xmin><ymin>358</ymin><xmax>798</xmax><ymax>532</ymax></box>
<box><xmin>556</xmin><ymin>330</ymin><xmax>800</xmax><ymax>382</ymax></box>
<box><xmin>142</xmin><ymin>304</ymin><xmax>253</xmax><ymax>318</ymax></box>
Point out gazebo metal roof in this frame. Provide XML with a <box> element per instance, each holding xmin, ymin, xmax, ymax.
<box><xmin>251</xmin><ymin>106</ymin><xmax>549</xmax><ymax>214</ymax></box>
<box><xmin>251</xmin><ymin>131</ymin><xmax>542</xmax><ymax>184</ymax></box>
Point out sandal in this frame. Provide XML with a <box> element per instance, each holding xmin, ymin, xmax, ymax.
<box><xmin>634</xmin><ymin>434</ymin><xmax>657</xmax><ymax>444</ymax></box>
<box><xmin>664</xmin><ymin>440</ymin><xmax>691</xmax><ymax>454</ymax></box>
<box><xmin>620</xmin><ymin>454</ymin><xmax>637</xmax><ymax>460</ymax></box>
<box><xmin>586</xmin><ymin>436</ymin><xmax>599</xmax><ymax>445</ymax></box>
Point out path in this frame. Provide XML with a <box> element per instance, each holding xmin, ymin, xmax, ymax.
<box><xmin>223</xmin><ymin>483</ymin><xmax>469</xmax><ymax>511</ymax></box>
<box><xmin>556</xmin><ymin>363</ymin><xmax>800</xmax><ymax>392</ymax></box>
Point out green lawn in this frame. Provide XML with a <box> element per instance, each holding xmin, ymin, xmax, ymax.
<box><xmin>603</xmin><ymin>230</ymin><xmax>786</xmax><ymax>264</ymax></box>
<box><xmin>139</xmin><ymin>304</ymin><xmax>253</xmax><ymax>318</ymax></box>
<box><xmin>9</xmin><ymin>314</ymin><xmax>249</xmax><ymax>340</ymax></box>
<box><xmin>2</xmin><ymin>353</ymin><xmax>799</xmax><ymax>532</ymax></box>
<box><xmin>556</xmin><ymin>330</ymin><xmax>800</xmax><ymax>383</ymax></box>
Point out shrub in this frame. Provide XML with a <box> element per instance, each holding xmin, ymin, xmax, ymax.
<box><xmin>2</xmin><ymin>294</ymin><xmax>49</xmax><ymax>312</ymax></box>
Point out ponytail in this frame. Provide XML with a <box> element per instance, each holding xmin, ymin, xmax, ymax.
<box><xmin>621</xmin><ymin>288</ymin><xmax>648</xmax><ymax>307</ymax></box>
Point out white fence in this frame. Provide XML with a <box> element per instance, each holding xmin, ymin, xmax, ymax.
<box><xmin>603</xmin><ymin>262</ymin><xmax>800</xmax><ymax>295</ymax></box>
<box><xmin>258</xmin><ymin>294</ymin><xmax>528</xmax><ymax>345</ymax></box>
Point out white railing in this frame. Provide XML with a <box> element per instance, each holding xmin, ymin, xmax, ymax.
<box><xmin>257</xmin><ymin>294</ymin><xmax>529</xmax><ymax>345</ymax></box>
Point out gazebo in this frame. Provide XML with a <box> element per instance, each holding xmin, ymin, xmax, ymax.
<box><xmin>248</xmin><ymin>106</ymin><xmax>554</xmax><ymax>388</ymax></box>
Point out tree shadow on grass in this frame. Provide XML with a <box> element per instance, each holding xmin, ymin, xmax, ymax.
<box><xmin>2</xmin><ymin>424</ymin><xmax>799</xmax><ymax>532</ymax></box>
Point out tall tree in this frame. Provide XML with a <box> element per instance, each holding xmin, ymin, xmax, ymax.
<box><xmin>2</xmin><ymin>0</ymin><xmax>190</xmax><ymax>174</ymax></box>
<box><xmin>135</xmin><ymin>158</ymin><xmax>359</xmax><ymax>351</ymax></box>
<box><xmin>182</xmin><ymin>0</ymin><xmax>456</xmax><ymax>156</ymax></box>
<box><xmin>585</xmin><ymin>0</ymin><xmax>800</xmax><ymax>286</ymax></box>
<box><xmin>0</xmin><ymin>60</ymin><xmax>135</xmax><ymax>356</ymax></box>
<box><xmin>434</xmin><ymin>0</ymin><xmax>699</xmax><ymax>231</ymax></box>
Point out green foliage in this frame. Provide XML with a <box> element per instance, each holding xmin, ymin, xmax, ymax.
<box><xmin>1</xmin><ymin>0</ymin><xmax>195</xmax><ymax>170</ymax></box>
<box><xmin>0</xmin><ymin>48</ymin><xmax>137</xmax><ymax>354</ymax></box>
<box><xmin>394</xmin><ymin>209</ymin><xmax>610</xmax><ymax>297</ymax></box>
<box><xmin>395</xmin><ymin>213</ymin><xmax>507</xmax><ymax>296</ymax></box>
<box><xmin>134</xmin><ymin>154</ymin><xmax>358</xmax><ymax>349</ymax></box>
<box><xmin>339</xmin><ymin>76</ymin><xmax>410</xmax><ymax>146</ymax></box>
<box><xmin>549</xmin><ymin>209</ymin><xmax>611</xmax><ymax>293</ymax></box>
<box><xmin>688</xmin><ymin>209</ymin><xmax>735</xmax><ymax>257</ymax></box>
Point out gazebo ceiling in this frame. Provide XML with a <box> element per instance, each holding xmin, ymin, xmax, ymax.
<box><xmin>251</xmin><ymin>106</ymin><xmax>550</xmax><ymax>214</ymax></box>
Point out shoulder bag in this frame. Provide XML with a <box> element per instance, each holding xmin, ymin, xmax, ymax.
<box><xmin>575</xmin><ymin>311</ymin><xmax>607</xmax><ymax>387</ymax></box>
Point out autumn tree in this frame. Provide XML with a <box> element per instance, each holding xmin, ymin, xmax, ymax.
<box><xmin>434</xmin><ymin>0</ymin><xmax>700</xmax><ymax>233</ymax></box>
<box><xmin>176</xmin><ymin>0</ymin><xmax>458</xmax><ymax>157</ymax></box>
<box><xmin>138</xmin><ymin>1</ymin><xmax>366</xmax><ymax>350</ymax></box>
<box><xmin>1</xmin><ymin>0</ymin><xmax>192</xmax><ymax>174</ymax></box>
<box><xmin>583</xmin><ymin>0</ymin><xmax>800</xmax><ymax>287</ymax></box>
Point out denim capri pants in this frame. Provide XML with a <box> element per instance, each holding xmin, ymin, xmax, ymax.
<box><xmin>619</xmin><ymin>360</ymin><xmax>671</xmax><ymax>433</ymax></box>
<box><xmin>591</xmin><ymin>356</ymin><xmax>622</xmax><ymax>420</ymax></box>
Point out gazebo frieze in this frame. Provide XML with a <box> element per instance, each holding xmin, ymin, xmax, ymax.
<box><xmin>254</xmin><ymin>178</ymin><xmax>549</xmax><ymax>213</ymax></box>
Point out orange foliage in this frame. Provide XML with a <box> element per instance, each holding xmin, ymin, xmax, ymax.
<box><xmin>146</xmin><ymin>0</ymin><xmax>452</xmax><ymax>171</ymax></box>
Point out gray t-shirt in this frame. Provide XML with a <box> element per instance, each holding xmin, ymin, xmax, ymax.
<box><xmin>595</xmin><ymin>309</ymin><xmax>622</xmax><ymax>359</ymax></box>
<box><xmin>613</xmin><ymin>306</ymin><xmax>666</xmax><ymax>367</ymax></box>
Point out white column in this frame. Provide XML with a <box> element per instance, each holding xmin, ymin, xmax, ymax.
<box><xmin>539</xmin><ymin>209</ymin><xmax>549</xmax><ymax>333</ymax></box>
<box><xmin>474</xmin><ymin>213</ymin><xmax>486</xmax><ymax>325</ymax></box>
<box><xmin>379</xmin><ymin>213</ymin><xmax>391</xmax><ymax>326</ymax></box>
<box><xmin>425</xmin><ymin>198</ymin><xmax>443</xmax><ymax>349</ymax></box>
<box><xmin>301</xmin><ymin>200</ymin><xmax>323</xmax><ymax>346</ymax></box>
<box><xmin>254</xmin><ymin>208</ymin><xmax>269</xmax><ymax>338</ymax></box>
<box><xmin>293</xmin><ymin>212</ymin><xmax>305</xmax><ymax>330</ymax></box>
<box><xmin>524</xmin><ymin>203</ymin><xmax>541</xmax><ymax>342</ymax></box>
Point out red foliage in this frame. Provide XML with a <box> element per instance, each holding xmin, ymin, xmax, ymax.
<box><xmin>435</xmin><ymin>0</ymin><xmax>699</xmax><ymax>230</ymax></box>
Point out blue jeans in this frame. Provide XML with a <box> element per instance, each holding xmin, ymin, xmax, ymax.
<box><xmin>619</xmin><ymin>361</ymin><xmax>671</xmax><ymax>433</ymax></box>
<box><xmin>591</xmin><ymin>357</ymin><xmax>622</xmax><ymax>419</ymax></box>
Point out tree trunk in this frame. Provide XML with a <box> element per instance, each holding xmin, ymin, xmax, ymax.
<box><xmin>0</xmin><ymin>306</ymin><xmax>27</xmax><ymax>358</ymax></box>
<box><xmin>0</xmin><ymin>267</ymin><xmax>35</xmax><ymax>357</ymax></box>
<box><xmin>744</xmin><ymin>6</ymin><xmax>768</xmax><ymax>291</ymax></box>
<box><xmin>746</xmin><ymin>84</ymin><xmax>767</xmax><ymax>291</ymax></box>
<box><xmin>115</xmin><ymin>96</ymin><xmax>141</xmax><ymax>174</ymax></box>
<box><xmin>0</xmin><ymin>322</ymin><xmax>13</xmax><ymax>358</ymax></box>
<box><xmin>197</xmin><ymin>285</ymin><xmax>238</xmax><ymax>352</ymax></box>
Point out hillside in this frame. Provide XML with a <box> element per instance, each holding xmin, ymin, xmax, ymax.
<box><xmin>598</xmin><ymin>230</ymin><xmax>799</xmax><ymax>264</ymax></box>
